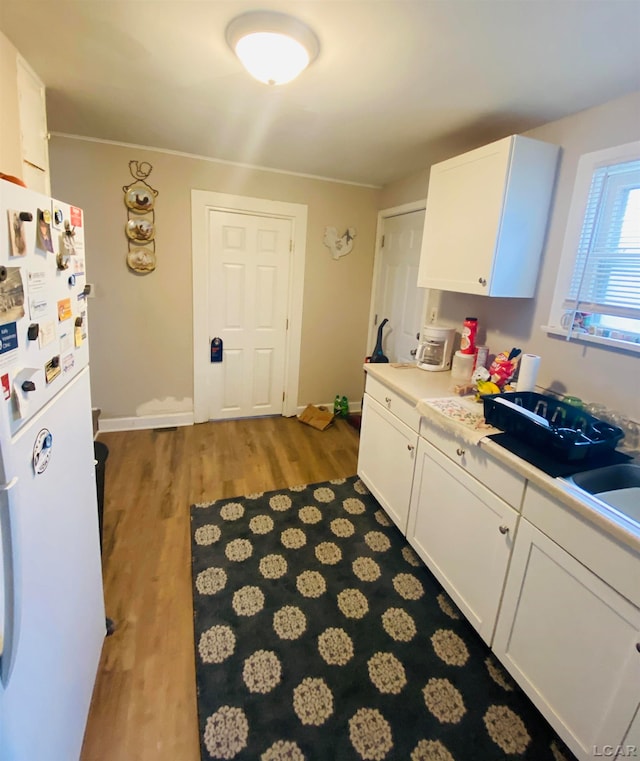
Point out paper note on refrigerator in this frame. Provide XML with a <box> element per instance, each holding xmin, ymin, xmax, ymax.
<box><xmin>38</xmin><ymin>320</ymin><xmax>56</xmax><ymax>348</ymax></box>
<box><xmin>57</xmin><ymin>298</ymin><xmax>72</xmax><ymax>321</ymax></box>
<box><xmin>0</xmin><ymin>268</ymin><xmax>25</xmax><ymax>326</ymax></box>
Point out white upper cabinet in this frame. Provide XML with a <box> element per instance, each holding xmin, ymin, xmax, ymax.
<box><xmin>417</xmin><ymin>135</ymin><xmax>559</xmax><ymax>297</ymax></box>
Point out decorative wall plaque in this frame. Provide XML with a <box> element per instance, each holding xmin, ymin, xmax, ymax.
<box><xmin>124</xmin><ymin>161</ymin><xmax>158</xmax><ymax>273</ymax></box>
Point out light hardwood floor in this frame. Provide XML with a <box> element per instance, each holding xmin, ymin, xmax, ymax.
<box><xmin>80</xmin><ymin>416</ymin><xmax>360</xmax><ymax>761</ymax></box>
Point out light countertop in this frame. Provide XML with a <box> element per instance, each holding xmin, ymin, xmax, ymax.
<box><xmin>363</xmin><ymin>363</ymin><xmax>640</xmax><ymax>552</ymax></box>
<box><xmin>363</xmin><ymin>362</ymin><xmax>457</xmax><ymax>402</ymax></box>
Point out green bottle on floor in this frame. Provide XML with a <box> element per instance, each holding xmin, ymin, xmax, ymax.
<box><xmin>340</xmin><ymin>396</ymin><xmax>349</xmax><ymax>417</ymax></box>
<box><xmin>334</xmin><ymin>395</ymin><xmax>341</xmax><ymax>416</ymax></box>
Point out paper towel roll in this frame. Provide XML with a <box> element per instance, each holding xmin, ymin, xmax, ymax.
<box><xmin>517</xmin><ymin>354</ymin><xmax>541</xmax><ymax>392</ymax></box>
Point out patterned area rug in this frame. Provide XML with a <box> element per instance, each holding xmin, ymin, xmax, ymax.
<box><xmin>190</xmin><ymin>477</ymin><xmax>575</xmax><ymax>761</ymax></box>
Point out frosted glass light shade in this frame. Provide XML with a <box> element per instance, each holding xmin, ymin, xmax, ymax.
<box><xmin>226</xmin><ymin>11</ymin><xmax>319</xmax><ymax>86</ymax></box>
<box><xmin>235</xmin><ymin>32</ymin><xmax>309</xmax><ymax>85</ymax></box>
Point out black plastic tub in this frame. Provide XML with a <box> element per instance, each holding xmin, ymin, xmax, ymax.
<box><xmin>482</xmin><ymin>392</ymin><xmax>624</xmax><ymax>462</ymax></box>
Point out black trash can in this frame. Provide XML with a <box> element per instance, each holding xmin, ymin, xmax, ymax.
<box><xmin>93</xmin><ymin>441</ymin><xmax>109</xmax><ymax>554</ymax></box>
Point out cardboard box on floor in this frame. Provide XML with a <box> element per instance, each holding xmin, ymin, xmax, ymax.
<box><xmin>298</xmin><ymin>404</ymin><xmax>334</xmax><ymax>431</ymax></box>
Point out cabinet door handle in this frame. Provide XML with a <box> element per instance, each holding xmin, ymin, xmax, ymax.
<box><xmin>456</xmin><ymin>447</ymin><xmax>465</xmax><ymax>457</ymax></box>
<box><xmin>407</xmin><ymin>444</ymin><xmax>415</xmax><ymax>452</ymax></box>
<box><xmin>499</xmin><ymin>525</ymin><xmax>509</xmax><ymax>535</ymax></box>
<box><xmin>478</xmin><ymin>277</ymin><xmax>487</xmax><ymax>286</ymax></box>
<box><xmin>385</xmin><ymin>397</ymin><xmax>392</xmax><ymax>405</ymax></box>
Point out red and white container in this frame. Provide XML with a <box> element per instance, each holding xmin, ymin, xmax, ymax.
<box><xmin>460</xmin><ymin>317</ymin><xmax>477</xmax><ymax>355</ymax></box>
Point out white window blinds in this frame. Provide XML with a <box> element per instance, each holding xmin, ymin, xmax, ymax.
<box><xmin>563</xmin><ymin>158</ymin><xmax>640</xmax><ymax>341</ymax></box>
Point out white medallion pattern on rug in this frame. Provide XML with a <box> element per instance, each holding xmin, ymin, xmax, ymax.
<box><xmin>195</xmin><ymin>524</ymin><xmax>222</xmax><ymax>545</ymax></box>
<box><xmin>272</xmin><ymin>606</ymin><xmax>307</xmax><ymax>641</ymax></box>
<box><xmin>191</xmin><ymin>476</ymin><xmax>577</xmax><ymax>761</ymax></box>
<box><xmin>249</xmin><ymin>515</ymin><xmax>274</xmax><ymax>535</ymax></box>
<box><xmin>259</xmin><ymin>554</ymin><xmax>287</xmax><ymax>579</ymax></box>
<box><xmin>232</xmin><ymin>585</ymin><xmax>265</xmax><ymax>617</ymax></box>
<box><xmin>220</xmin><ymin>502</ymin><xmax>245</xmax><ymax>521</ymax></box>
<box><xmin>292</xmin><ymin>678</ymin><xmax>334</xmax><ymax>726</ymax></box>
<box><xmin>317</xmin><ymin>627</ymin><xmax>354</xmax><ymax>666</ymax></box>
<box><xmin>198</xmin><ymin>625</ymin><xmax>236</xmax><ymax>664</ymax></box>
<box><xmin>196</xmin><ymin>566</ymin><xmax>227</xmax><ymax>595</ymax></box>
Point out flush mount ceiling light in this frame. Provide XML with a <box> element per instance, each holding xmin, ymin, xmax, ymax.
<box><xmin>226</xmin><ymin>10</ymin><xmax>319</xmax><ymax>86</ymax></box>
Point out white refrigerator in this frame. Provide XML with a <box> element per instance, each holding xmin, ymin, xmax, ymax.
<box><xmin>0</xmin><ymin>179</ymin><xmax>105</xmax><ymax>760</ymax></box>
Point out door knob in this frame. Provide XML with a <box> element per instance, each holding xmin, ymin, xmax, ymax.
<box><xmin>499</xmin><ymin>525</ymin><xmax>509</xmax><ymax>534</ymax></box>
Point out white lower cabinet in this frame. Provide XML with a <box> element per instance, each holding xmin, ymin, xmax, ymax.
<box><xmin>493</xmin><ymin>517</ymin><xmax>640</xmax><ymax>761</ymax></box>
<box><xmin>357</xmin><ymin>393</ymin><xmax>418</xmax><ymax>534</ymax></box>
<box><xmin>408</xmin><ymin>437</ymin><xmax>519</xmax><ymax>645</ymax></box>
<box><xmin>358</xmin><ymin>371</ymin><xmax>640</xmax><ymax>761</ymax></box>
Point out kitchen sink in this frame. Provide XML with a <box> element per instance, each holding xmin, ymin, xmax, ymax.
<box><xmin>570</xmin><ymin>463</ymin><xmax>640</xmax><ymax>493</ymax></box>
<box><xmin>567</xmin><ymin>463</ymin><xmax>640</xmax><ymax>524</ymax></box>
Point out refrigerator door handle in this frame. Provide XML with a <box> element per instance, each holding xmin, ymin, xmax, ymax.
<box><xmin>0</xmin><ymin>476</ymin><xmax>20</xmax><ymax>688</ymax></box>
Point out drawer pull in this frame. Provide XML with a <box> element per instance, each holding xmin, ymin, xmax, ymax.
<box><xmin>456</xmin><ymin>447</ymin><xmax>465</xmax><ymax>457</ymax></box>
<box><xmin>478</xmin><ymin>277</ymin><xmax>487</xmax><ymax>286</ymax></box>
<box><xmin>407</xmin><ymin>444</ymin><xmax>415</xmax><ymax>452</ymax></box>
<box><xmin>499</xmin><ymin>525</ymin><xmax>509</xmax><ymax>535</ymax></box>
<box><xmin>385</xmin><ymin>397</ymin><xmax>392</xmax><ymax>405</ymax></box>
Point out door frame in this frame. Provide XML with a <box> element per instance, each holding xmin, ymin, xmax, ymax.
<box><xmin>366</xmin><ymin>200</ymin><xmax>427</xmax><ymax>358</ymax></box>
<box><xmin>191</xmin><ymin>190</ymin><xmax>307</xmax><ymax>423</ymax></box>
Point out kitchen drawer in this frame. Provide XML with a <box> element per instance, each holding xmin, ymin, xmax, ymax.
<box><xmin>420</xmin><ymin>419</ymin><xmax>525</xmax><ymax>510</ymax></box>
<box><xmin>364</xmin><ymin>374</ymin><xmax>421</xmax><ymax>432</ymax></box>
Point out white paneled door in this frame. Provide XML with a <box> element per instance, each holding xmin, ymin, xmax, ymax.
<box><xmin>192</xmin><ymin>191</ymin><xmax>307</xmax><ymax>423</ymax></box>
<box><xmin>207</xmin><ymin>210</ymin><xmax>292</xmax><ymax>419</ymax></box>
<box><xmin>370</xmin><ymin>208</ymin><xmax>426</xmax><ymax>363</ymax></box>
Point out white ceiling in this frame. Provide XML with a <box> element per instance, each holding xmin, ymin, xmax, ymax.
<box><xmin>1</xmin><ymin>1</ymin><xmax>639</xmax><ymax>187</ymax></box>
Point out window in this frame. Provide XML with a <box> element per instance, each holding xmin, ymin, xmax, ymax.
<box><xmin>546</xmin><ymin>141</ymin><xmax>640</xmax><ymax>353</ymax></box>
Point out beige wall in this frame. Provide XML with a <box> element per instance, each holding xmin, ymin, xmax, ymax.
<box><xmin>379</xmin><ymin>169</ymin><xmax>429</xmax><ymax>211</ymax></box>
<box><xmin>49</xmin><ymin>137</ymin><xmax>380</xmax><ymax>421</ymax></box>
<box><xmin>0</xmin><ymin>30</ymin><xmax>23</xmax><ymax>179</ymax></box>
<box><xmin>382</xmin><ymin>91</ymin><xmax>640</xmax><ymax>421</ymax></box>
<box><xmin>4</xmin><ymin>28</ymin><xmax>640</xmax><ymax>428</ymax></box>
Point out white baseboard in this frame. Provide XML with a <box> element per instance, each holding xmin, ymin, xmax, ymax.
<box><xmin>99</xmin><ymin>403</ymin><xmax>361</xmax><ymax>432</ymax></box>
<box><xmin>98</xmin><ymin>411</ymin><xmax>194</xmax><ymax>432</ymax></box>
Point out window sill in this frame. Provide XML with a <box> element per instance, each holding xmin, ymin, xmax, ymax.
<box><xmin>541</xmin><ymin>325</ymin><xmax>640</xmax><ymax>355</ymax></box>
